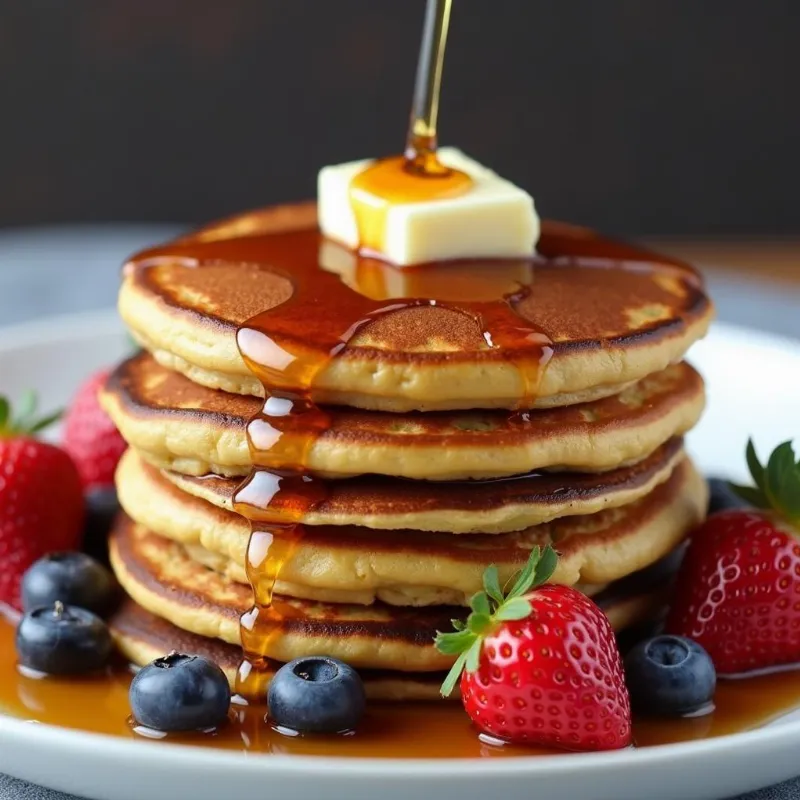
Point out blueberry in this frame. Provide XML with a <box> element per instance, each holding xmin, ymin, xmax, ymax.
<box><xmin>708</xmin><ymin>477</ymin><xmax>752</xmax><ymax>515</ymax></box>
<box><xmin>22</xmin><ymin>552</ymin><xmax>118</xmax><ymax>616</ymax></box>
<box><xmin>625</xmin><ymin>634</ymin><xmax>716</xmax><ymax>716</ymax></box>
<box><xmin>82</xmin><ymin>487</ymin><xmax>120</xmax><ymax>564</ymax></box>
<box><xmin>268</xmin><ymin>656</ymin><xmax>366</xmax><ymax>734</ymax></box>
<box><xmin>16</xmin><ymin>602</ymin><xmax>113</xmax><ymax>675</ymax></box>
<box><xmin>130</xmin><ymin>652</ymin><xmax>231</xmax><ymax>732</ymax></box>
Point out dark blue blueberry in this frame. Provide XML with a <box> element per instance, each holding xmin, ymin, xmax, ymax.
<box><xmin>708</xmin><ymin>477</ymin><xmax>752</xmax><ymax>515</ymax></box>
<box><xmin>22</xmin><ymin>552</ymin><xmax>118</xmax><ymax>616</ymax></box>
<box><xmin>268</xmin><ymin>656</ymin><xmax>366</xmax><ymax>734</ymax></box>
<box><xmin>82</xmin><ymin>487</ymin><xmax>120</xmax><ymax>565</ymax></box>
<box><xmin>625</xmin><ymin>634</ymin><xmax>716</xmax><ymax>716</ymax></box>
<box><xmin>16</xmin><ymin>602</ymin><xmax>113</xmax><ymax>675</ymax></box>
<box><xmin>130</xmin><ymin>652</ymin><xmax>231</xmax><ymax>732</ymax></box>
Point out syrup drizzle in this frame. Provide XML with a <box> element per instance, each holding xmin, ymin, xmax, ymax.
<box><xmin>229</xmin><ymin>242</ymin><xmax>553</xmax><ymax>696</ymax></box>
<box><xmin>349</xmin><ymin>0</ymin><xmax>470</xmax><ymax>256</ymax></box>
<box><xmin>225</xmin><ymin>0</ymin><xmax>553</xmax><ymax>696</ymax></box>
<box><xmin>124</xmin><ymin>212</ymin><xmax>711</xmax><ymax>700</ymax></box>
<box><xmin>3</xmin><ymin>613</ymin><xmax>800</xmax><ymax>757</ymax></box>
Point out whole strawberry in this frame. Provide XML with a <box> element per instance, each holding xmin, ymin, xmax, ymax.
<box><xmin>667</xmin><ymin>440</ymin><xmax>800</xmax><ymax>675</ymax></box>
<box><xmin>0</xmin><ymin>393</ymin><xmax>84</xmax><ymax>608</ymax></box>
<box><xmin>435</xmin><ymin>546</ymin><xmax>631</xmax><ymax>751</ymax></box>
<box><xmin>62</xmin><ymin>369</ymin><xmax>126</xmax><ymax>490</ymax></box>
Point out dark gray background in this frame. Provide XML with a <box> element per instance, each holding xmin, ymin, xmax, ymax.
<box><xmin>0</xmin><ymin>0</ymin><xmax>798</xmax><ymax>235</ymax></box>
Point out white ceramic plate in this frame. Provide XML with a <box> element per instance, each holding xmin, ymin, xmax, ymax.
<box><xmin>0</xmin><ymin>310</ymin><xmax>799</xmax><ymax>800</ymax></box>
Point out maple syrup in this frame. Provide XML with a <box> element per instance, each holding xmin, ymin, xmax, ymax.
<box><xmin>2</xmin><ymin>614</ymin><xmax>800</xmax><ymax>757</ymax></box>
<box><xmin>348</xmin><ymin>154</ymin><xmax>471</xmax><ymax>255</ymax></box>
<box><xmin>230</xmin><ymin>239</ymin><xmax>556</xmax><ymax>695</ymax></box>
<box><xmin>349</xmin><ymin>0</ymin><xmax>470</xmax><ymax>254</ymax></box>
<box><xmin>223</xmin><ymin>0</ymin><xmax>559</xmax><ymax>696</ymax></box>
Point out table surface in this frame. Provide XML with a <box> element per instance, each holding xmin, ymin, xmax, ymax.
<box><xmin>0</xmin><ymin>225</ymin><xmax>797</xmax><ymax>800</ymax></box>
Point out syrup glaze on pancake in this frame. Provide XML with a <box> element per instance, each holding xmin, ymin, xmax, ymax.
<box><xmin>101</xmin><ymin>353</ymin><xmax>705</xmax><ymax>479</ymax></box>
<box><xmin>120</xmin><ymin>202</ymin><xmax>712</xmax><ymax>411</ymax></box>
<box><xmin>108</xmin><ymin>518</ymin><xmax>677</xmax><ymax>683</ymax></box>
<box><xmin>115</xmin><ymin>458</ymin><xmax>706</xmax><ymax>607</ymax></box>
<box><xmin>160</xmin><ymin>437</ymin><xmax>685</xmax><ymax>533</ymax></box>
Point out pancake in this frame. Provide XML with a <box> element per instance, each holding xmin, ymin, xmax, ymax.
<box><xmin>119</xmin><ymin>202</ymin><xmax>713</xmax><ymax>412</ymax></box>
<box><xmin>110</xmin><ymin>599</ymin><xmax>448</xmax><ymax>701</ymax></box>
<box><xmin>115</xmin><ymin>458</ymin><xmax>707</xmax><ymax>606</ymax></box>
<box><xmin>109</xmin><ymin>520</ymin><xmax>676</xmax><ymax>676</ymax></box>
<box><xmin>101</xmin><ymin>353</ymin><xmax>705</xmax><ymax>480</ymax></box>
<box><xmin>110</xmin><ymin>518</ymin><xmax>464</xmax><ymax>671</ymax></box>
<box><xmin>110</xmin><ymin>584</ymin><xmax>669</xmax><ymax>702</ymax></box>
<box><xmin>159</xmin><ymin>438</ymin><xmax>685</xmax><ymax>534</ymax></box>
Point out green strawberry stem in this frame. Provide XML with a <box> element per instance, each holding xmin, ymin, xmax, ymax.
<box><xmin>435</xmin><ymin>544</ymin><xmax>558</xmax><ymax>697</ymax></box>
<box><xmin>732</xmin><ymin>439</ymin><xmax>800</xmax><ymax>527</ymax></box>
<box><xmin>0</xmin><ymin>392</ymin><xmax>61</xmax><ymax>438</ymax></box>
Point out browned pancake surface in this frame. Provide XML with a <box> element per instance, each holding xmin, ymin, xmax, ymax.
<box><xmin>148</xmin><ymin>456</ymin><xmax>696</xmax><ymax>567</ymax></box>
<box><xmin>168</xmin><ymin>437</ymin><xmax>683</xmax><ymax>519</ymax></box>
<box><xmin>109</xmin><ymin>599</ymin><xmax>449</xmax><ymax>697</ymax></box>
<box><xmin>110</xmin><ymin>516</ymin><xmax>458</xmax><ymax>647</ymax></box>
<box><xmin>107</xmin><ymin>352</ymin><xmax>703</xmax><ymax>451</ymax></box>
<box><xmin>128</xmin><ymin>204</ymin><xmax>710</xmax><ymax>360</ymax></box>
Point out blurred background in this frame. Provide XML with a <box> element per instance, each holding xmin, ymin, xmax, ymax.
<box><xmin>0</xmin><ymin>0</ymin><xmax>797</xmax><ymax>329</ymax></box>
<box><xmin>0</xmin><ymin>0</ymin><xmax>798</xmax><ymax>235</ymax></box>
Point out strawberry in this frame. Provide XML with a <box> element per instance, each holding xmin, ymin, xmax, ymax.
<box><xmin>666</xmin><ymin>439</ymin><xmax>800</xmax><ymax>675</ymax></box>
<box><xmin>0</xmin><ymin>393</ymin><xmax>84</xmax><ymax>608</ymax></box>
<box><xmin>435</xmin><ymin>546</ymin><xmax>631</xmax><ymax>751</ymax></box>
<box><xmin>62</xmin><ymin>368</ymin><xmax>126</xmax><ymax>490</ymax></box>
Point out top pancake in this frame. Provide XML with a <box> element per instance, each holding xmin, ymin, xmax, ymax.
<box><xmin>120</xmin><ymin>202</ymin><xmax>713</xmax><ymax>412</ymax></box>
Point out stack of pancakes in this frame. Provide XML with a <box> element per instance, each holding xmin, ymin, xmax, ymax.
<box><xmin>101</xmin><ymin>203</ymin><xmax>713</xmax><ymax>700</ymax></box>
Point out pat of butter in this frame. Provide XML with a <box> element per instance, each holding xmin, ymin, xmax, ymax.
<box><xmin>318</xmin><ymin>148</ymin><xmax>540</xmax><ymax>267</ymax></box>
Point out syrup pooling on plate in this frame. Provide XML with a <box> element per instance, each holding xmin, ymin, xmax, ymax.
<box><xmin>4</xmin><ymin>613</ymin><xmax>800</xmax><ymax>756</ymax></box>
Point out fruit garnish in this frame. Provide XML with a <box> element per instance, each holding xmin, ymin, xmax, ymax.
<box><xmin>707</xmin><ymin>477</ymin><xmax>752</xmax><ymax>515</ymax></box>
<box><xmin>624</xmin><ymin>634</ymin><xmax>716</xmax><ymax>717</ymax></box>
<box><xmin>0</xmin><ymin>390</ymin><xmax>61</xmax><ymax>437</ymax></box>
<box><xmin>62</xmin><ymin>368</ymin><xmax>127</xmax><ymax>491</ymax></box>
<box><xmin>15</xmin><ymin>601</ymin><xmax>112</xmax><ymax>675</ymax></box>
<box><xmin>0</xmin><ymin>393</ymin><xmax>84</xmax><ymax>608</ymax></box>
<box><xmin>666</xmin><ymin>440</ymin><xmax>800</xmax><ymax>674</ymax></box>
<box><xmin>731</xmin><ymin>439</ymin><xmax>800</xmax><ymax>524</ymax></box>
<box><xmin>82</xmin><ymin>486</ymin><xmax>120</xmax><ymax>565</ymax></box>
<box><xmin>130</xmin><ymin>652</ymin><xmax>231</xmax><ymax>733</ymax></box>
<box><xmin>268</xmin><ymin>656</ymin><xmax>366</xmax><ymax>734</ymax></box>
<box><xmin>435</xmin><ymin>546</ymin><xmax>631</xmax><ymax>751</ymax></box>
<box><xmin>22</xmin><ymin>552</ymin><xmax>118</xmax><ymax>617</ymax></box>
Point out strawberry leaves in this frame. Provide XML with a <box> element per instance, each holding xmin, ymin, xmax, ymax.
<box><xmin>0</xmin><ymin>393</ymin><xmax>61</xmax><ymax>438</ymax></box>
<box><xmin>435</xmin><ymin>545</ymin><xmax>558</xmax><ymax>696</ymax></box>
<box><xmin>733</xmin><ymin>439</ymin><xmax>800</xmax><ymax>526</ymax></box>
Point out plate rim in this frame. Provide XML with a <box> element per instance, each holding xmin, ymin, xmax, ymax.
<box><xmin>0</xmin><ymin>310</ymin><xmax>799</xmax><ymax>779</ymax></box>
<box><xmin>0</xmin><ymin>704</ymin><xmax>799</xmax><ymax>777</ymax></box>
